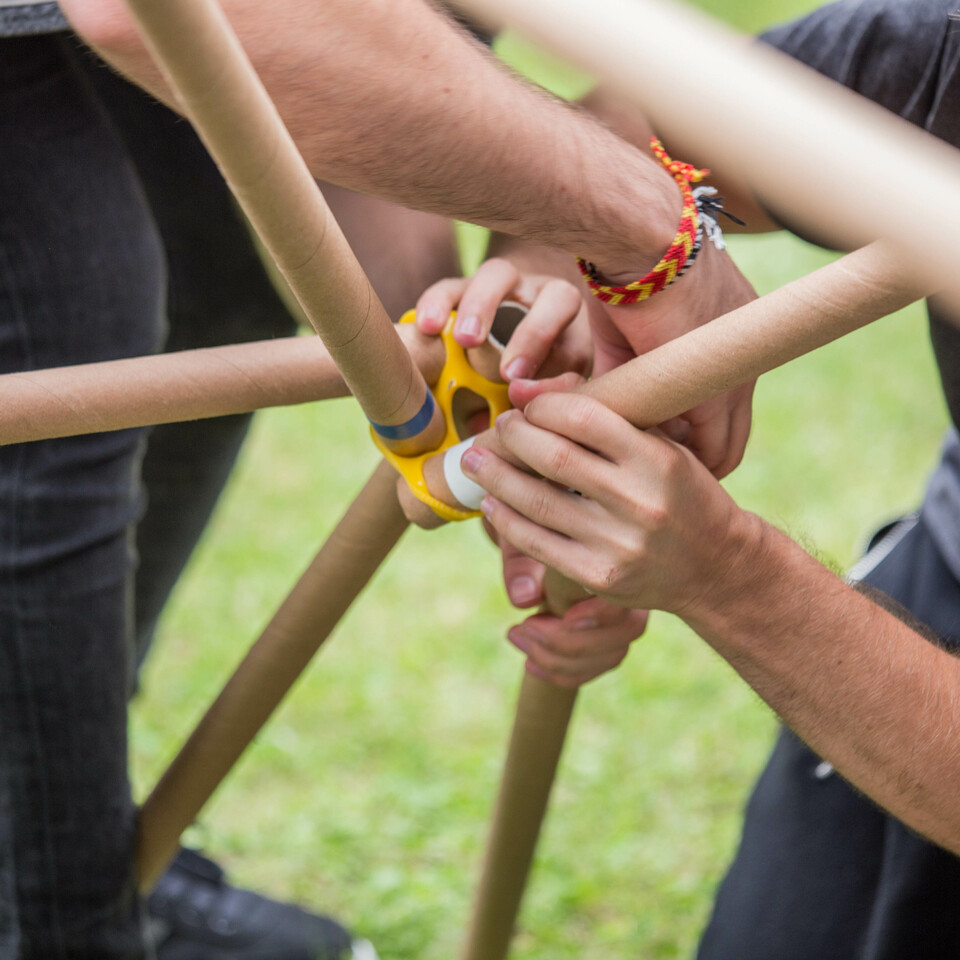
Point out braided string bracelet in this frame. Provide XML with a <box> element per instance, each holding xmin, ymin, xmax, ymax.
<box><xmin>577</xmin><ymin>136</ymin><xmax>742</xmax><ymax>306</ymax></box>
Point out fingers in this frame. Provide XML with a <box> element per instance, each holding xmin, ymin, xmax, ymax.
<box><xmin>505</xmin><ymin>393</ymin><xmax>642</xmax><ymax>472</ymax></box>
<box><xmin>507</xmin><ymin>604</ymin><xmax>647</xmax><ymax>688</ymax></box>
<box><xmin>479</xmin><ymin>488</ymin><xmax>600</xmax><ymax>590</ymax></box>
<box><xmin>396</xmin><ymin>476</ymin><xmax>446</xmax><ymax>529</ymax></box>
<box><xmin>463</xmin><ymin>436</ymin><xmax>606</xmax><ymax>543</ymax></box>
<box><xmin>499</xmin><ymin>278</ymin><xmax>585</xmax><ymax>381</ymax></box>
<box><xmin>500</xmin><ymin>539</ymin><xmax>545</xmax><ymax>608</ymax></box>
<box><xmin>681</xmin><ymin>398</ymin><xmax>732</xmax><ymax>478</ymax></box>
<box><xmin>416</xmin><ymin>262</ymin><xmax>591</xmax><ymax>380</ymax></box>
<box><xmin>711</xmin><ymin>383</ymin><xmax>754</xmax><ymax>480</ymax></box>
<box><xmin>415</xmin><ymin>258</ymin><xmax>526</xmax><ymax>343</ymax></box>
<box><xmin>665</xmin><ymin>382</ymin><xmax>755</xmax><ymax>480</ymax></box>
<box><xmin>415</xmin><ymin>277</ymin><xmax>468</xmax><ymax>335</ymax></box>
<box><xmin>507</xmin><ymin>372</ymin><xmax>584</xmax><ymax>411</ymax></box>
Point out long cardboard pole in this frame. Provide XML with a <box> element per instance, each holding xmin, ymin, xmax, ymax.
<box><xmin>137</xmin><ymin>460</ymin><xmax>408</xmax><ymax>891</ymax></box>
<box><xmin>462</xmin><ymin>570</ymin><xmax>584</xmax><ymax>960</ymax></box>
<box><xmin>459</xmin><ymin>240</ymin><xmax>930</xmax><ymax>960</ymax></box>
<box><xmin>0</xmin><ymin>330</ymin><xmax>447</xmax><ymax>447</ymax></box>
<box><xmin>120</xmin><ymin>0</ymin><xmax>443</xmax><ymax>453</ymax></box>
<box><xmin>455</xmin><ymin>0</ymin><xmax>960</xmax><ymax>282</ymax></box>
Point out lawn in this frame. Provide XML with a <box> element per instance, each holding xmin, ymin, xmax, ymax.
<box><xmin>130</xmin><ymin>3</ymin><xmax>950</xmax><ymax>958</ymax></box>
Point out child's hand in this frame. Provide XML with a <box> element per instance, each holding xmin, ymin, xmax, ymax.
<box><xmin>414</xmin><ymin>258</ymin><xmax>592</xmax><ymax>382</ymax></box>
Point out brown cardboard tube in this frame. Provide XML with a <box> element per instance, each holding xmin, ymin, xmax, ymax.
<box><xmin>0</xmin><ymin>326</ymin><xmax>447</xmax><ymax>446</ymax></box>
<box><xmin>120</xmin><ymin>0</ymin><xmax>444</xmax><ymax>452</ymax></box>
<box><xmin>461</xmin><ymin>570</ymin><xmax>584</xmax><ymax>960</ymax></box>
<box><xmin>454</xmin><ymin>0</ymin><xmax>960</xmax><ymax>283</ymax></box>
<box><xmin>136</xmin><ymin>460</ymin><xmax>408</xmax><ymax>892</ymax></box>
<box><xmin>462</xmin><ymin>674</ymin><xmax>577</xmax><ymax>960</ymax></box>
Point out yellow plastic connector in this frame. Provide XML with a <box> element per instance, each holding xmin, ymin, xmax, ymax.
<box><xmin>371</xmin><ymin>311</ymin><xmax>511</xmax><ymax>522</ymax></box>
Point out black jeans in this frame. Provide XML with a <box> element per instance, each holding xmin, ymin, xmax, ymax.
<box><xmin>0</xmin><ymin>35</ymin><xmax>296</xmax><ymax>958</ymax></box>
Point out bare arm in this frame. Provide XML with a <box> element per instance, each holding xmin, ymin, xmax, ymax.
<box><xmin>684</xmin><ymin>522</ymin><xmax>960</xmax><ymax>854</ymax></box>
<box><xmin>466</xmin><ymin>392</ymin><xmax>960</xmax><ymax>853</ymax></box>
<box><xmin>60</xmin><ymin>0</ymin><xmax>677</xmax><ymax>278</ymax></box>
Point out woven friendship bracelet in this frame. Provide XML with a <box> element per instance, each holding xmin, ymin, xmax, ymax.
<box><xmin>577</xmin><ymin>137</ymin><xmax>708</xmax><ymax>306</ymax></box>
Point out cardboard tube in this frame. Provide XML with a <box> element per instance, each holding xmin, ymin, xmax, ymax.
<box><xmin>461</xmin><ymin>567</ymin><xmax>585</xmax><ymax>960</ymax></box>
<box><xmin>0</xmin><ymin>328</ymin><xmax>447</xmax><ymax>446</ymax></box>
<box><xmin>136</xmin><ymin>460</ymin><xmax>408</xmax><ymax>891</ymax></box>
<box><xmin>462</xmin><ymin>674</ymin><xmax>577</xmax><ymax>960</ymax></box>
<box><xmin>120</xmin><ymin>0</ymin><xmax>444</xmax><ymax>452</ymax></box>
<box><xmin>455</xmin><ymin>0</ymin><xmax>960</xmax><ymax>283</ymax></box>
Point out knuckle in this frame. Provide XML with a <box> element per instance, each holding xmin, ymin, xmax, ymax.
<box><xmin>585</xmin><ymin>561</ymin><xmax>621</xmax><ymax>595</ymax></box>
<box><xmin>642</xmin><ymin>500</ymin><xmax>670</xmax><ymax>533</ymax></box>
<box><xmin>565</xmin><ymin>396</ymin><xmax>599</xmax><ymax>435</ymax></box>
<box><xmin>547</xmin><ymin>443</ymin><xmax>572</xmax><ymax>480</ymax></box>
<box><xmin>528</xmin><ymin>483</ymin><xmax>555</xmax><ymax>524</ymax></box>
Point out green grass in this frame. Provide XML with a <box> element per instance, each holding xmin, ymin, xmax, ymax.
<box><xmin>130</xmin><ymin>5</ymin><xmax>949</xmax><ymax>958</ymax></box>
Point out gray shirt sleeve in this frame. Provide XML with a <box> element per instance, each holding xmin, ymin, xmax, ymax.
<box><xmin>761</xmin><ymin>0</ymin><xmax>960</xmax><ymax>576</ymax></box>
<box><xmin>0</xmin><ymin>1</ymin><xmax>67</xmax><ymax>36</ymax></box>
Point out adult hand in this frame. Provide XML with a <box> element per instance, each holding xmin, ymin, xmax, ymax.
<box><xmin>497</xmin><ymin>533</ymin><xmax>648</xmax><ymax>688</ymax></box>
<box><xmin>462</xmin><ymin>391</ymin><xmax>758</xmax><ymax>617</ymax></box>
<box><xmin>415</xmin><ymin>257</ymin><xmax>592</xmax><ymax>381</ymax></box>
<box><xmin>588</xmin><ymin>240</ymin><xmax>758</xmax><ymax>479</ymax></box>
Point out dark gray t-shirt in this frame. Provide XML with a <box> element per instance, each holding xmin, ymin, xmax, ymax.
<box><xmin>759</xmin><ymin>0</ymin><xmax>960</xmax><ymax>579</ymax></box>
<box><xmin>0</xmin><ymin>0</ymin><xmax>66</xmax><ymax>35</ymax></box>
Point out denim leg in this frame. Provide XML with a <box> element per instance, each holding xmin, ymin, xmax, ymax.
<box><xmin>0</xmin><ymin>36</ymin><xmax>165</xmax><ymax>959</ymax></box>
<box><xmin>71</xmin><ymin>46</ymin><xmax>299</xmax><ymax>668</ymax></box>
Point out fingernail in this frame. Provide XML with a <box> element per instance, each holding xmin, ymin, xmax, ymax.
<box><xmin>522</xmin><ymin>624</ymin><xmax>545</xmax><ymax>643</ymax></box>
<box><xmin>461</xmin><ymin>448</ymin><xmax>483</xmax><ymax>474</ymax></box>
<box><xmin>480</xmin><ymin>496</ymin><xmax>495</xmax><ymax>517</ymax></box>
<box><xmin>508</xmin><ymin>627</ymin><xmax>530</xmax><ymax>652</ymax></box>
<box><xmin>508</xmin><ymin>575</ymin><xmax>539</xmax><ymax>605</ymax></box>
<box><xmin>495</xmin><ymin>410</ymin><xmax>518</xmax><ymax>428</ymax></box>
<box><xmin>417</xmin><ymin>309</ymin><xmax>436</xmax><ymax>326</ymax></box>
<box><xmin>503</xmin><ymin>357</ymin><xmax>532</xmax><ymax>381</ymax></box>
<box><xmin>569</xmin><ymin>617</ymin><xmax>599</xmax><ymax>631</ymax></box>
<box><xmin>455</xmin><ymin>315</ymin><xmax>481</xmax><ymax>339</ymax></box>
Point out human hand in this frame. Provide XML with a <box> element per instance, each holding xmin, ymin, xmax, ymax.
<box><xmin>589</xmin><ymin>237</ymin><xmax>758</xmax><ymax>479</ymax></box>
<box><xmin>462</xmin><ymin>391</ymin><xmax>759</xmax><ymax>617</ymax></box>
<box><xmin>415</xmin><ymin>257</ymin><xmax>592</xmax><ymax>381</ymax></box>
<box><xmin>508</xmin><ymin>598</ymin><xmax>648</xmax><ymax>689</ymax></box>
<box><xmin>496</xmin><ymin>532</ymin><xmax>648</xmax><ymax>688</ymax></box>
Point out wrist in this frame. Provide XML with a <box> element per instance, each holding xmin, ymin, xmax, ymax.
<box><xmin>566</xmin><ymin>128</ymin><xmax>683</xmax><ymax>278</ymax></box>
<box><xmin>677</xmin><ymin>508</ymin><xmax>775</xmax><ymax>634</ymax></box>
<box><xmin>583</xmin><ymin>168</ymin><xmax>681</xmax><ymax>281</ymax></box>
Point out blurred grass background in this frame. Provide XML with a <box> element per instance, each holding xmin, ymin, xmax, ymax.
<box><xmin>130</xmin><ymin>1</ymin><xmax>950</xmax><ymax>957</ymax></box>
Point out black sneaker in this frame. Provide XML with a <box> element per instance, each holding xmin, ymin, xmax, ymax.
<box><xmin>147</xmin><ymin>847</ymin><xmax>377</xmax><ymax>960</ymax></box>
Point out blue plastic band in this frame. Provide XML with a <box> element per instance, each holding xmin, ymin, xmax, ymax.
<box><xmin>369</xmin><ymin>391</ymin><xmax>436</xmax><ymax>441</ymax></box>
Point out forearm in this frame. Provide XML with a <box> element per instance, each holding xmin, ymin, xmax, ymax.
<box><xmin>580</xmin><ymin>86</ymin><xmax>777</xmax><ymax>233</ymax></box>
<box><xmin>61</xmin><ymin>0</ymin><xmax>677</xmax><ymax>274</ymax></box>
<box><xmin>685</xmin><ymin>516</ymin><xmax>960</xmax><ymax>853</ymax></box>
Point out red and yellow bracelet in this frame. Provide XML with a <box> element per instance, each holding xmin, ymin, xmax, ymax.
<box><xmin>577</xmin><ymin>137</ymin><xmax>708</xmax><ymax>306</ymax></box>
